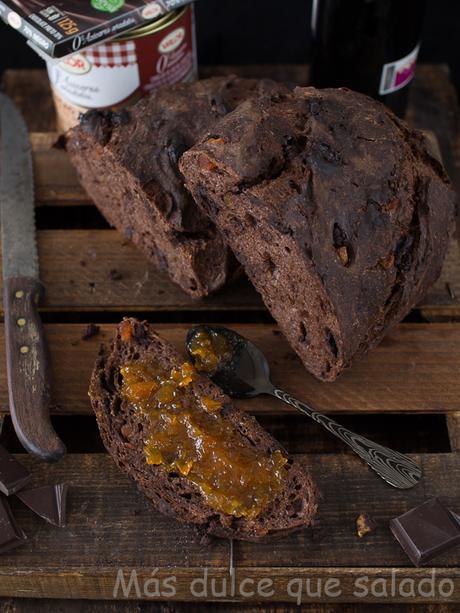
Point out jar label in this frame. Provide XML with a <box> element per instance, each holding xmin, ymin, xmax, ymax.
<box><xmin>379</xmin><ymin>44</ymin><xmax>420</xmax><ymax>96</ymax></box>
<box><xmin>47</xmin><ymin>6</ymin><xmax>196</xmax><ymax>116</ymax></box>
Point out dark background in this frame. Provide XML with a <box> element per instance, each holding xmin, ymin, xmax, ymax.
<box><xmin>0</xmin><ymin>0</ymin><xmax>460</xmax><ymax>94</ymax></box>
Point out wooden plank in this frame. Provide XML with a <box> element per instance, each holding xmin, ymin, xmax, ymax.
<box><xmin>0</xmin><ymin>229</ymin><xmax>458</xmax><ymax>315</ymax></box>
<box><xmin>0</xmin><ymin>601</ymin><xmax>457</xmax><ymax>613</ymax></box>
<box><xmin>0</xmin><ymin>453</ymin><xmax>458</xmax><ymax>602</ymax></box>
<box><xmin>2</xmin><ymin>567</ymin><xmax>459</xmax><ymax>603</ymax></box>
<box><xmin>31</xmin><ymin>133</ymin><xmax>85</xmax><ymax>205</ymax></box>
<box><xmin>1</xmin><ymin>567</ymin><xmax>459</xmax><ymax>603</ymax></box>
<box><xmin>0</xmin><ymin>323</ymin><xmax>458</xmax><ymax>416</ymax></box>
<box><xmin>0</xmin><ymin>230</ymin><xmax>263</xmax><ymax>312</ymax></box>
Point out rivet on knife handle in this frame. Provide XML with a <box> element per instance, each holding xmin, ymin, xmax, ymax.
<box><xmin>4</xmin><ymin>278</ymin><xmax>66</xmax><ymax>462</ymax></box>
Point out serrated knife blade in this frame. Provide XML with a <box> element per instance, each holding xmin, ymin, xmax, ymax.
<box><xmin>0</xmin><ymin>93</ymin><xmax>65</xmax><ymax>462</ymax></box>
<box><xmin>0</xmin><ymin>93</ymin><xmax>39</xmax><ymax>280</ymax></box>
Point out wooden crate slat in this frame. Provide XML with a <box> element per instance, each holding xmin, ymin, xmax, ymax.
<box><xmin>32</xmin><ymin>133</ymin><xmax>86</xmax><ymax>205</ymax></box>
<box><xmin>0</xmin><ymin>602</ymin><xmax>457</xmax><ymax>613</ymax></box>
<box><xmin>0</xmin><ymin>453</ymin><xmax>458</xmax><ymax>602</ymax></box>
<box><xmin>2</xmin><ymin>567</ymin><xmax>459</xmax><ymax>603</ymax></box>
<box><xmin>0</xmin><ymin>230</ymin><xmax>263</xmax><ymax>312</ymax></box>
<box><xmin>0</xmin><ymin>323</ymin><xmax>458</xmax><ymax>416</ymax></box>
<box><xmin>0</xmin><ymin>229</ymin><xmax>458</xmax><ymax>315</ymax></box>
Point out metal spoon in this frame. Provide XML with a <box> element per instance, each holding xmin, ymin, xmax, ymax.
<box><xmin>186</xmin><ymin>325</ymin><xmax>422</xmax><ymax>490</ymax></box>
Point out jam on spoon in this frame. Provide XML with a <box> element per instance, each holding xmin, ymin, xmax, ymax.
<box><xmin>186</xmin><ymin>325</ymin><xmax>422</xmax><ymax>490</ymax></box>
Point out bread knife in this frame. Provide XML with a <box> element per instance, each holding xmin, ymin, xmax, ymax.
<box><xmin>0</xmin><ymin>93</ymin><xmax>66</xmax><ymax>462</ymax></box>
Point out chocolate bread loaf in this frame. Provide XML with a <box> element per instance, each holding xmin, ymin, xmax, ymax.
<box><xmin>180</xmin><ymin>87</ymin><xmax>456</xmax><ymax>380</ymax></box>
<box><xmin>89</xmin><ymin>319</ymin><xmax>318</xmax><ymax>541</ymax></box>
<box><xmin>67</xmin><ymin>77</ymin><xmax>287</xmax><ymax>298</ymax></box>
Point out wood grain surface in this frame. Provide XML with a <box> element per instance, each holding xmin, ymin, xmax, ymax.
<box><xmin>0</xmin><ymin>230</ymin><xmax>262</xmax><ymax>312</ymax></box>
<box><xmin>0</xmin><ymin>601</ymin><xmax>457</xmax><ymax>613</ymax></box>
<box><xmin>0</xmin><ymin>230</ymin><xmax>457</xmax><ymax>315</ymax></box>
<box><xmin>0</xmin><ymin>323</ymin><xmax>458</xmax><ymax>416</ymax></box>
<box><xmin>0</xmin><ymin>453</ymin><xmax>457</xmax><ymax>602</ymax></box>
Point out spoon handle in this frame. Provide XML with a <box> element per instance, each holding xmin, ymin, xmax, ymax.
<box><xmin>271</xmin><ymin>387</ymin><xmax>422</xmax><ymax>489</ymax></box>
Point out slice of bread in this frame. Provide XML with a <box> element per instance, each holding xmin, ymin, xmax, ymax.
<box><xmin>89</xmin><ymin>318</ymin><xmax>318</xmax><ymax>541</ymax></box>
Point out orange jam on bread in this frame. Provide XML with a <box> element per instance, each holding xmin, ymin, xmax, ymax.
<box><xmin>188</xmin><ymin>329</ymin><xmax>232</xmax><ymax>373</ymax></box>
<box><xmin>120</xmin><ymin>360</ymin><xmax>287</xmax><ymax>518</ymax></box>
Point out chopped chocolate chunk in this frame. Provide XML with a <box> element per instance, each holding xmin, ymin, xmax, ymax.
<box><xmin>82</xmin><ymin>324</ymin><xmax>100</xmax><ymax>341</ymax></box>
<box><xmin>109</xmin><ymin>269</ymin><xmax>123</xmax><ymax>281</ymax></box>
<box><xmin>0</xmin><ymin>495</ymin><xmax>27</xmax><ymax>553</ymax></box>
<box><xmin>0</xmin><ymin>445</ymin><xmax>31</xmax><ymax>496</ymax></box>
<box><xmin>17</xmin><ymin>484</ymin><xmax>68</xmax><ymax>528</ymax></box>
<box><xmin>390</xmin><ymin>498</ymin><xmax>460</xmax><ymax>566</ymax></box>
<box><xmin>356</xmin><ymin>512</ymin><xmax>376</xmax><ymax>537</ymax></box>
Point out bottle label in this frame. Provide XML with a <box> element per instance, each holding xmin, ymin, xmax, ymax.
<box><xmin>379</xmin><ymin>44</ymin><xmax>420</xmax><ymax>95</ymax></box>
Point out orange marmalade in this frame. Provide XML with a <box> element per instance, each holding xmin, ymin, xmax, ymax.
<box><xmin>120</xmin><ymin>360</ymin><xmax>287</xmax><ymax>519</ymax></box>
<box><xmin>188</xmin><ymin>329</ymin><xmax>233</xmax><ymax>373</ymax></box>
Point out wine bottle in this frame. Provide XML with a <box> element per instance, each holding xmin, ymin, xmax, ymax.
<box><xmin>309</xmin><ymin>0</ymin><xmax>426</xmax><ymax>117</ymax></box>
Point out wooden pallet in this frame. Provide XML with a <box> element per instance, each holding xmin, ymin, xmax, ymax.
<box><xmin>0</xmin><ymin>65</ymin><xmax>459</xmax><ymax>611</ymax></box>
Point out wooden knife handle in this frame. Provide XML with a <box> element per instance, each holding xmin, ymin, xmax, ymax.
<box><xmin>3</xmin><ymin>277</ymin><xmax>66</xmax><ymax>462</ymax></box>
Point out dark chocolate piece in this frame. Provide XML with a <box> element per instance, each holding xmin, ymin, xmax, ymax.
<box><xmin>0</xmin><ymin>444</ymin><xmax>31</xmax><ymax>496</ymax></box>
<box><xmin>17</xmin><ymin>484</ymin><xmax>68</xmax><ymax>527</ymax></box>
<box><xmin>0</xmin><ymin>495</ymin><xmax>27</xmax><ymax>553</ymax></box>
<box><xmin>390</xmin><ymin>498</ymin><xmax>460</xmax><ymax>566</ymax></box>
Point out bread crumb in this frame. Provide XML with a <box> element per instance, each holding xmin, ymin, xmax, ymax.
<box><xmin>356</xmin><ymin>513</ymin><xmax>376</xmax><ymax>537</ymax></box>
